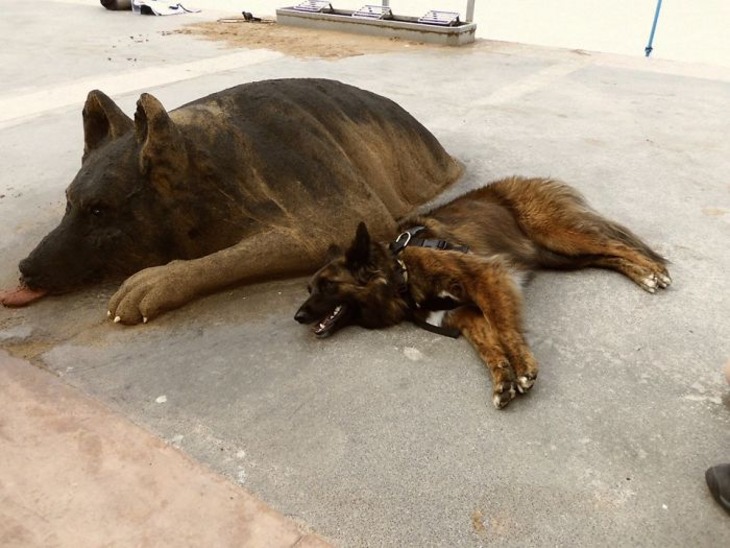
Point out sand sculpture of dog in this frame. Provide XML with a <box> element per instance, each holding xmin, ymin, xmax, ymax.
<box><xmin>294</xmin><ymin>177</ymin><xmax>672</xmax><ymax>408</ymax></box>
<box><xmin>1</xmin><ymin>78</ymin><xmax>463</xmax><ymax>323</ymax></box>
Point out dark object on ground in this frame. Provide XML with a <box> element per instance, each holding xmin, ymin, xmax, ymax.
<box><xmin>706</xmin><ymin>464</ymin><xmax>730</xmax><ymax>515</ymax></box>
<box><xmin>101</xmin><ymin>0</ymin><xmax>132</xmax><ymax>10</ymax></box>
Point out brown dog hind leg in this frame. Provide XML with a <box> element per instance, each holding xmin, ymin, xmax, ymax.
<box><xmin>533</xmin><ymin>219</ymin><xmax>672</xmax><ymax>293</ymax></box>
<box><xmin>487</xmin><ymin>177</ymin><xmax>672</xmax><ymax>292</ymax></box>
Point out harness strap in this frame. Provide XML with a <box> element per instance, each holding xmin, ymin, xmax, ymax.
<box><xmin>389</xmin><ymin>226</ymin><xmax>470</xmax><ymax>255</ymax></box>
<box><xmin>409</xmin><ymin>237</ymin><xmax>470</xmax><ymax>254</ymax></box>
<box><xmin>394</xmin><ymin>277</ymin><xmax>461</xmax><ymax>339</ymax></box>
<box><xmin>390</xmin><ymin>226</ymin><xmax>466</xmax><ymax>339</ymax></box>
<box><xmin>411</xmin><ymin>316</ymin><xmax>461</xmax><ymax>338</ymax></box>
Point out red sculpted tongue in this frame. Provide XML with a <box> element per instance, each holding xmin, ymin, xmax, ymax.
<box><xmin>0</xmin><ymin>284</ymin><xmax>48</xmax><ymax>307</ymax></box>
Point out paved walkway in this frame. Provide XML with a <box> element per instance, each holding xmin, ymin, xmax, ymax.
<box><xmin>0</xmin><ymin>350</ymin><xmax>330</xmax><ymax>547</ymax></box>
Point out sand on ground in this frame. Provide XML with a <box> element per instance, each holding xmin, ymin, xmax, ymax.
<box><xmin>175</xmin><ymin>18</ymin><xmax>462</xmax><ymax>58</ymax></box>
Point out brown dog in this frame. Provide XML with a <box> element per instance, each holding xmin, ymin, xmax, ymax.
<box><xmin>294</xmin><ymin>176</ymin><xmax>671</xmax><ymax>408</ymax></box>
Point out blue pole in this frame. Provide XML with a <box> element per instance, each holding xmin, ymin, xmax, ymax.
<box><xmin>645</xmin><ymin>0</ymin><xmax>663</xmax><ymax>57</ymax></box>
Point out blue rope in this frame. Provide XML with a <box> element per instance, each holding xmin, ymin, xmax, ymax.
<box><xmin>645</xmin><ymin>0</ymin><xmax>663</xmax><ymax>57</ymax></box>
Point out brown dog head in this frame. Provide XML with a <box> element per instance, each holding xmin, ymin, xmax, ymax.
<box><xmin>294</xmin><ymin>222</ymin><xmax>409</xmax><ymax>337</ymax></box>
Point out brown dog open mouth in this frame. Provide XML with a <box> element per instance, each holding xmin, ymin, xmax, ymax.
<box><xmin>310</xmin><ymin>304</ymin><xmax>352</xmax><ymax>338</ymax></box>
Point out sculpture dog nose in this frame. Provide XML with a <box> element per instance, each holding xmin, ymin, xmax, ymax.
<box><xmin>18</xmin><ymin>257</ymin><xmax>39</xmax><ymax>284</ymax></box>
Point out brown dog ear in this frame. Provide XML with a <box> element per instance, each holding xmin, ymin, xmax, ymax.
<box><xmin>82</xmin><ymin>90</ymin><xmax>134</xmax><ymax>162</ymax></box>
<box><xmin>134</xmin><ymin>93</ymin><xmax>188</xmax><ymax>194</ymax></box>
<box><xmin>346</xmin><ymin>222</ymin><xmax>371</xmax><ymax>266</ymax></box>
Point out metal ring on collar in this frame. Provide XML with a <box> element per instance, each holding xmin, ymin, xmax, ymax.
<box><xmin>395</xmin><ymin>231</ymin><xmax>412</xmax><ymax>248</ymax></box>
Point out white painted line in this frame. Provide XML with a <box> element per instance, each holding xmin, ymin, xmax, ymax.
<box><xmin>474</xmin><ymin>53</ymin><xmax>730</xmax><ymax>109</ymax></box>
<box><xmin>474</xmin><ymin>61</ymin><xmax>589</xmax><ymax>106</ymax></box>
<box><xmin>0</xmin><ymin>49</ymin><xmax>283</xmax><ymax>129</ymax></box>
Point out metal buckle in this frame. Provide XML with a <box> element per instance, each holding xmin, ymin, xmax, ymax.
<box><xmin>395</xmin><ymin>231</ymin><xmax>412</xmax><ymax>248</ymax></box>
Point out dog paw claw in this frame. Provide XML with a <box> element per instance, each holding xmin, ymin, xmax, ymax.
<box><xmin>641</xmin><ymin>274</ymin><xmax>658</xmax><ymax>292</ymax></box>
<box><xmin>516</xmin><ymin>374</ymin><xmax>537</xmax><ymax>393</ymax></box>
<box><xmin>492</xmin><ymin>381</ymin><xmax>517</xmax><ymax>409</ymax></box>
<box><xmin>640</xmin><ymin>270</ymin><xmax>672</xmax><ymax>293</ymax></box>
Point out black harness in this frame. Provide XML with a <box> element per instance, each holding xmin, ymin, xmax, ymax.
<box><xmin>389</xmin><ymin>226</ymin><xmax>468</xmax><ymax>339</ymax></box>
<box><xmin>389</xmin><ymin>226</ymin><xmax>470</xmax><ymax>255</ymax></box>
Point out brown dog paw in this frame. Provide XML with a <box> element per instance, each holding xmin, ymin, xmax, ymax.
<box><xmin>516</xmin><ymin>373</ymin><xmax>537</xmax><ymax>394</ymax></box>
<box><xmin>492</xmin><ymin>380</ymin><xmax>518</xmax><ymax>409</ymax></box>
<box><xmin>508</xmin><ymin>348</ymin><xmax>538</xmax><ymax>394</ymax></box>
<box><xmin>640</xmin><ymin>270</ymin><xmax>672</xmax><ymax>293</ymax></box>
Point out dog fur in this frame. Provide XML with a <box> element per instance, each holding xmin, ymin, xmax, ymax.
<box><xmin>294</xmin><ymin>176</ymin><xmax>671</xmax><ymax>408</ymax></box>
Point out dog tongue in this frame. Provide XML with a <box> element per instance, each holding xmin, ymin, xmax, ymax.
<box><xmin>0</xmin><ymin>285</ymin><xmax>48</xmax><ymax>307</ymax></box>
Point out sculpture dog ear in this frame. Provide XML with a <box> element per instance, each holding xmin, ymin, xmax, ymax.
<box><xmin>82</xmin><ymin>90</ymin><xmax>134</xmax><ymax>162</ymax></box>
<box><xmin>134</xmin><ymin>93</ymin><xmax>190</xmax><ymax>198</ymax></box>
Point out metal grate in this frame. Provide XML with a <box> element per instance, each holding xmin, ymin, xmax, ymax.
<box><xmin>418</xmin><ymin>10</ymin><xmax>461</xmax><ymax>26</ymax></box>
<box><xmin>292</xmin><ymin>1</ymin><xmax>334</xmax><ymax>13</ymax></box>
<box><xmin>352</xmin><ymin>5</ymin><xmax>393</xmax><ymax>20</ymax></box>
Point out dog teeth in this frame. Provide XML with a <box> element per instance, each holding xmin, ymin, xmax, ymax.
<box><xmin>325</xmin><ymin>305</ymin><xmax>342</xmax><ymax>322</ymax></box>
<box><xmin>314</xmin><ymin>305</ymin><xmax>344</xmax><ymax>336</ymax></box>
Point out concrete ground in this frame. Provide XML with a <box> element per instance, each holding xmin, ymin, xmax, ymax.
<box><xmin>2</xmin><ymin>1</ymin><xmax>729</xmax><ymax>546</ymax></box>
